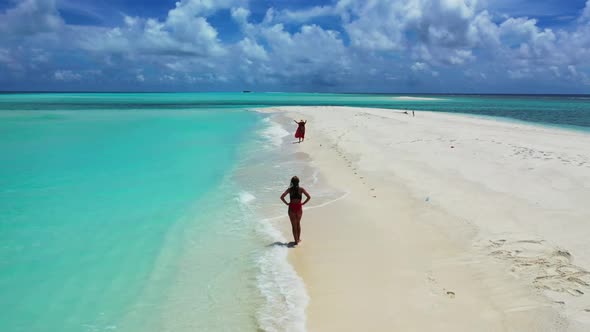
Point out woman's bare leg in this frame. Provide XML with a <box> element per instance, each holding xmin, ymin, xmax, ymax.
<box><xmin>295</xmin><ymin>211</ymin><xmax>303</xmax><ymax>243</ymax></box>
<box><xmin>288</xmin><ymin>211</ymin><xmax>298</xmax><ymax>244</ymax></box>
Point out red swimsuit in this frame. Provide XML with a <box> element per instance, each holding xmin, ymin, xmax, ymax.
<box><xmin>289</xmin><ymin>202</ymin><xmax>302</xmax><ymax>213</ymax></box>
<box><xmin>295</xmin><ymin>122</ymin><xmax>305</xmax><ymax>139</ymax></box>
<box><xmin>288</xmin><ymin>188</ymin><xmax>303</xmax><ymax>213</ymax></box>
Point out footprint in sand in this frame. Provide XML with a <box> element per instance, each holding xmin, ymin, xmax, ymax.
<box><xmin>487</xmin><ymin>239</ymin><xmax>590</xmax><ymax>297</ymax></box>
<box><xmin>427</xmin><ymin>273</ymin><xmax>456</xmax><ymax>299</ymax></box>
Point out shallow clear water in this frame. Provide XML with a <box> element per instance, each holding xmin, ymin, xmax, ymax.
<box><xmin>1</xmin><ymin>92</ymin><xmax>589</xmax><ymax>332</ymax></box>
<box><xmin>0</xmin><ymin>107</ymin><xmax>267</xmax><ymax>331</ymax></box>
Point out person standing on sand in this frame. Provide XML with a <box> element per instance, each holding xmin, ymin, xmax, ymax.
<box><xmin>294</xmin><ymin>119</ymin><xmax>307</xmax><ymax>143</ymax></box>
<box><xmin>412</xmin><ymin>111</ymin><xmax>415</xmax><ymax>117</ymax></box>
<box><xmin>280</xmin><ymin>176</ymin><xmax>311</xmax><ymax>245</ymax></box>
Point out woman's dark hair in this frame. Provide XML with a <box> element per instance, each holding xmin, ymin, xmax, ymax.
<box><xmin>289</xmin><ymin>176</ymin><xmax>300</xmax><ymax>195</ymax></box>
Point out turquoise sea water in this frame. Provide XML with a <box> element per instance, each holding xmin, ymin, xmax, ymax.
<box><xmin>1</xmin><ymin>92</ymin><xmax>589</xmax><ymax>332</ymax></box>
<box><xmin>1</xmin><ymin>92</ymin><xmax>589</xmax><ymax>130</ymax></box>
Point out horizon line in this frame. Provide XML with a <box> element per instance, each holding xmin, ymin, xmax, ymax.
<box><xmin>1</xmin><ymin>91</ymin><xmax>590</xmax><ymax>96</ymax></box>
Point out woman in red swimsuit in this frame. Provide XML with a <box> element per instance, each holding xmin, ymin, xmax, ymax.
<box><xmin>280</xmin><ymin>176</ymin><xmax>311</xmax><ymax>245</ymax></box>
<box><xmin>294</xmin><ymin>119</ymin><xmax>307</xmax><ymax>143</ymax></box>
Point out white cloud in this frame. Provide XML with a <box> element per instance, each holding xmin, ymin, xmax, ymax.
<box><xmin>411</xmin><ymin>61</ymin><xmax>439</xmax><ymax>77</ymax></box>
<box><xmin>225</xmin><ymin>20</ymin><xmax>353</xmax><ymax>87</ymax></box>
<box><xmin>411</xmin><ymin>62</ymin><xmax>429</xmax><ymax>72</ymax></box>
<box><xmin>0</xmin><ymin>0</ymin><xmax>64</xmax><ymax>37</ymax></box>
<box><xmin>508</xmin><ymin>68</ymin><xmax>532</xmax><ymax>79</ymax></box>
<box><xmin>231</xmin><ymin>7</ymin><xmax>250</xmax><ymax>24</ymax></box>
<box><xmin>342</xmin><ymin>1</ymin><xmax>411</xmax><ymax>51</ymax></box>
<box><xmin>581</xmin><ymin>0</ymin><xmax>590</xmax><ymax>22</ymax></box>
<box><xmin>78</xmin><ymin>0</ymin><xmax>238</xmax><ymax>57</ymax></box>
<box><xmin>169</xmin><ymin>0</ymin><xmax>244</xmax><ymax>17</ymax></box>
<box><xmin>53</xmin><ymin>70</ymin><xmax>81</xmax><ymax>81</ymax></box>
<box><xmin>448</xmin><ymin>49</ymin><xmax>474</xmax><ymax>64</ymax></box>
<box><xmin>160</xmin><ymin>74</ymin><xmax>176</xmax><ymax>81</ymax></box>
<box><xmin>0</xmin><ymin>47</ymin><xmax>51</xmax><ymax>71</ymax></box>
<box><xmin>238</xmin><ymin>38</ymin><xmax>268</xmax><ymax>60</ymax></box>
<box><xmin>0</xmin><ymin>49</ymin><xmax>13</xmax><ymax>64</ymax></box>
<box><xmin>261</xmin><ymin>23</ymin><xmax>347</xmax><ymax>71</ymax></box>
<box><xmin>1</xmin><ymin>0</ymin><xmax>590</xmax><ymax>91</ymax></box>
<box><xmin>568</xmin><ymin>65</ymin><xmax>578</xmax><ymax>77</ymax></box>
<box><xmin>272</xmin><ymin>5</ymin><xmax>337</xmax><ymax>23</ymax></box>
<box><xmin>31</xmin><ymin>49</ymin><xmax>50</xmax><ymax>64</ymax></box>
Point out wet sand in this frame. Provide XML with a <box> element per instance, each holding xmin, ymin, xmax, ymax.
<box><xmin>261</xmin><ymin>106</ymin><xmax>590</xmax><ymax>331</ymax></box>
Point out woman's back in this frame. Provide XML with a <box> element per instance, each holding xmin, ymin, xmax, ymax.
<box><xmin>290</xmin><ymin>187</ymin><xmax>302</xmax><ymax>200</ymax></box>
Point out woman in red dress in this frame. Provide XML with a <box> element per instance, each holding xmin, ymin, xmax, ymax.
<box><xmin>294</xmin><ymin>119</ymin><xmax>307</xmax><ymax>143</ymax></box>
<box><xmin>280</xmin><ymin>176</ymin><xmax>311</xmax><ymax>245</ymax></box>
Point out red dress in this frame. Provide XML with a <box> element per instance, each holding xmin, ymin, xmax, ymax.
<box><xmin>295</xmin><ymin>122</ymin><xmax>305</xmax><ymax>139</ymax></box>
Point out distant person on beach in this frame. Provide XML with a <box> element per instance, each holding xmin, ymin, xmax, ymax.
<box><xmin>280</xmin><ymin>176</ymin><xmax>311</xmax><ymax>245</ymax></box>
<box><xmin>412</xmin><ymin>111</ymin><xmax>415</xmax><ymax>117</ymax></box>
<box><xmin>294</xmin><ymin>119</ymin><xmax>307</xmax><ymax>143</ymax></box>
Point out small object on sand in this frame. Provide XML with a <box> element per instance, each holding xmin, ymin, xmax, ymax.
<box><xmin>372</xmin><ymin>195</ymin><xmax>377</xmax><ymax>198</ymax></box>
<box><xmin>446</xmin><ymin>291</ymin><xmax>456</xmax><ymax>298</ymax></box>
<box><xmin>450</xmin><ymin>146</ymin><xmax>455</xmax><ymax>148</ymax></box>
<box><xmin>425</xmin><ymin>197</ymin><xmax>430</xmax><ymax>202</ymax></box>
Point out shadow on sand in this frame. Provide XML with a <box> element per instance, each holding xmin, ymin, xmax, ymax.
<box><xmin>268</xmin><ymin>241</ymin><xmax>297</xmax><ymax>248</ymax></box>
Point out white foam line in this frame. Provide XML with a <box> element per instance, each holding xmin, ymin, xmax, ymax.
<box><xmin>260</xmin><ymin>191</ymin><xmax>350</xmax><ymax>223</ymax></box>
<box><xmin>255</xmin><ymin>190</ymin><xmax>350</xmax><ymax>331</ymax></box>
<box><xmin>305</xmin><ymin>191</ymin><xmax>350</xmax><ymax>211</ymax></box>
<box><xmin>311</xmin><ymin>169</ymin><xmax>319</xmax><ymax>185</ymax></box>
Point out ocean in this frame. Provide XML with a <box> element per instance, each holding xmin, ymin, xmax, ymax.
<box><xmin>1</xmin><ymin>92</ymin><xmax>589</xmax><ymax>332</ymax></box>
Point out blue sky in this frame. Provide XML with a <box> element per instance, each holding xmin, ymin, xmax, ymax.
<box><xmin>1</xmin><ymin>0</ymin><xmax>590</xmax><ymax>93</ymax></box>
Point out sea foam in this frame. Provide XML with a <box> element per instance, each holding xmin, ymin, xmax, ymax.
<box><xmin>238</xmin><ymin>191</ymin><xmax>257</xmax><ymax>204</ymax></box>
<box><xmin>260</xmin><ymin>117</ymin><xmax>290</xmax><ymax>147</ymax></box>
<box><xmin>252</xmin><ymin>117</ymin><xmax>310</xmax><ymax>331</ymax></box>
<box><xmin>255</xmin><ymin>219</ymin><xmax>309</xmax><ymax>332</ymax></box>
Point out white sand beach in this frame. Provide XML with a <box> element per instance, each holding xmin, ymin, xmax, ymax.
<box><xmin>262</xmin><ymin>106</ymin><xmax>590</xmax><ymax>331</ymax></box>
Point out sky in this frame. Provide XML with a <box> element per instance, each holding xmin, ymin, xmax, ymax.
<box><xmin>1</xmin><ymin>0</ymin><xmax>590</xmax><ymax>93</ymax></box>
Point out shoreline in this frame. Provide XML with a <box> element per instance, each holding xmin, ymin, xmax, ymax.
<box><xmin>420</xmin><ymin>110</ymin><xmax>590</xmax><ymax>135</ymax></box>
<box><xmin>261</xmin><ymin>106</ymin><xmax>590</xmax><ymax>331</ymax></box>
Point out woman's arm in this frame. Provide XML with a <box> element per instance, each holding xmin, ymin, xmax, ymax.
<box><xmin>304</xmin><ymin>120</ymin><xmax>307</xmax><ymax>124</ymax></box>
<box><xmin>301</xmin><ymin>188</ymin><xmax>311</xmax><ymax>205</ymax></box>
<box><xmin>280</xmin><ymin>189</ymin><xmax>290</xmax><ymax>206</ymax></box>
<box><xmin>294</xmin><ymin>120</ymin><xmax>299</xmax><ymax>124</ymax></box>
